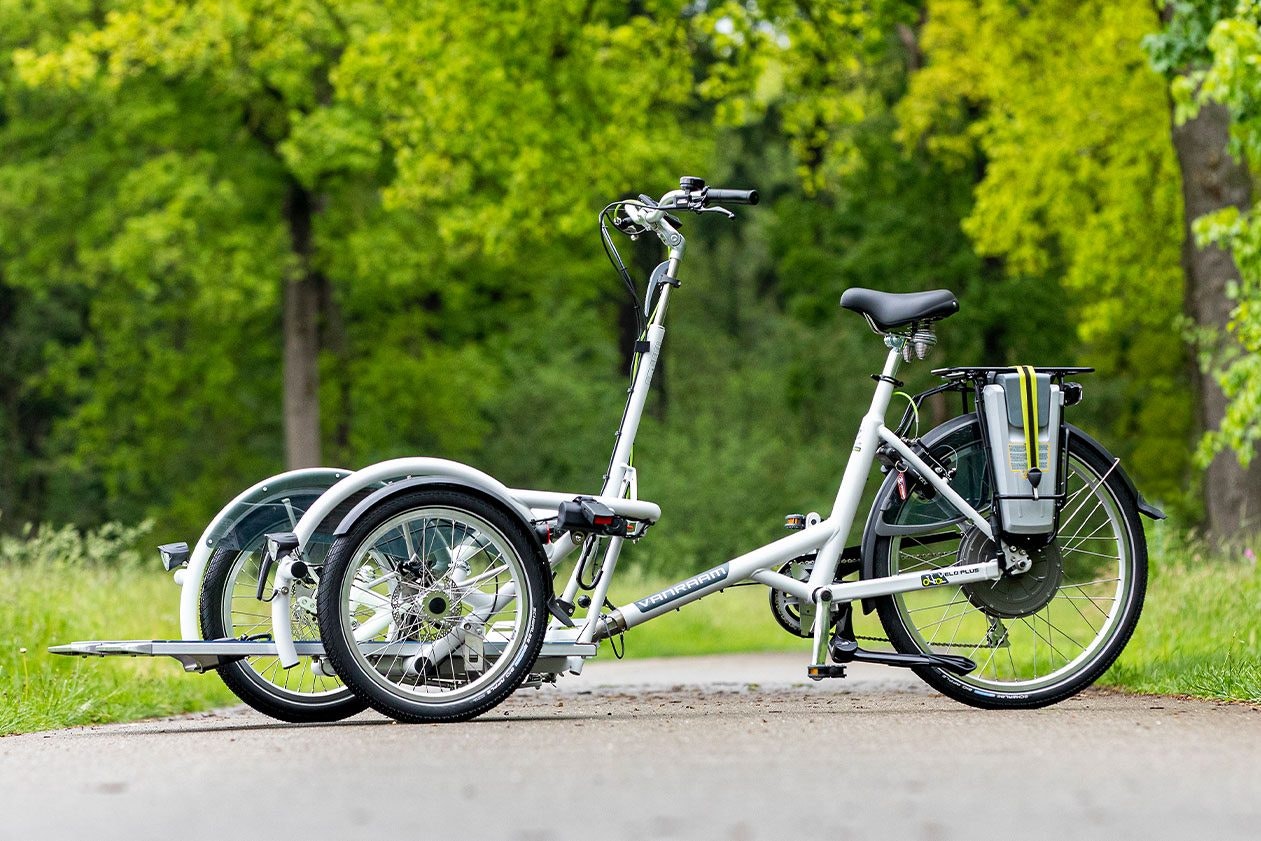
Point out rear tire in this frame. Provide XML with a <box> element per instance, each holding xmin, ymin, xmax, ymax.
<box><xmin>200</xmin><ymin>537</ymin><xmax>367</xmax><ymax>724</ymax></box>
<box><xmin>871</xmin><ymin>427</ymin><xmax>1147</xmax><ymax>709</ymax></box>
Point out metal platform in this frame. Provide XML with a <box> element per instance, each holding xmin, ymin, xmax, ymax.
<box><xmin>49</xmin><ymin>638</ymin><xmax>598</xmax><ymax>673</ymax></box>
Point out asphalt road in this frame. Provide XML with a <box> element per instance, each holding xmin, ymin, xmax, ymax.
<box><xmin>2</xmin><ymin>653</ymin><xmax>1259</xmax><ymax>841</ymax></box>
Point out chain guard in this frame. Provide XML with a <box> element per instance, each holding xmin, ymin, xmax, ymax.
<box><xmin>958</xmin><ymin>527</ymin><xmax>1064</xmax><ymax>618</ymax></box>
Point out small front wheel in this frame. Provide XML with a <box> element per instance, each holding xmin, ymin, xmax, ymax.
<box><xmin>316</xmin><ymin>489</ymin><xmax>548</xmax><ymax>723</ymax></box>
<box><xmin>871</xmin><ymin>426</ymin><xmax>1147</xmax><ymax>709</ymax></box>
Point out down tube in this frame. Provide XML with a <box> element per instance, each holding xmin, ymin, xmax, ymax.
<box><xmin>606</xmin><ymin>522</ymin><xmax>832</xmax><ymax>634</ymax></box>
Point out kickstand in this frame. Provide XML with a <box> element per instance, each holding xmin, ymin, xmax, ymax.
<box><xmin>833</xmin><ymin>602</ymin><xmax>856</xmax><ymax>645</ymax></box>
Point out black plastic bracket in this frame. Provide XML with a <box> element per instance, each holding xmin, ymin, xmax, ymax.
<box><xmin>255</xmin><ymin>532</ymin><xmax>300</xmax><ymax>601</ymax></box>
<box><xmin>547</xmin><ymin>598</ymin><xmax>577</xmax><ymax>628</ymax></box>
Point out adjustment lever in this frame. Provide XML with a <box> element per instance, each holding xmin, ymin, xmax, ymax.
<box><xmin>829</xmin><ymin>637</ymin><xmax>976</xmax><ymax>674</ymax></box>
<box><xmin>634</xmin><ymin>194</ymin><xmax>682</xmax><ymax>227</ymax></box>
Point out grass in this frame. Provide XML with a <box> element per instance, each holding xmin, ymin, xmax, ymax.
<box><xmin>0</xmin><ymin>524</ymin><xmax>236</xmax><ymax>736</ymax></box>
<box><xmin>1095</xmin><ymin>533</ymin><xmax>1261</xmax><ymax>702</ymax></box>
<box><xmin>2</xmin><ymin>525</ymin><xmax>1257</xmax><ymax>736</ymax></box>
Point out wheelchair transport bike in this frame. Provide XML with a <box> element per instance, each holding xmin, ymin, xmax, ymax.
<box><xmin>53</xmin><ymin>176</ymin><xmax>1164</xmax><ymax>721</ymax></box>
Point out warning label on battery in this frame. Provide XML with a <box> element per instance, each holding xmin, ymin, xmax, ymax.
<box><xmin>1008</xmin><ymin>442</ymin><xmax>1050</xmax><ymax>477</ymax></box>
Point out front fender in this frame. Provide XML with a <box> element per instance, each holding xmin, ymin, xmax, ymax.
<box><xmin>290</xmin><ymin>458</ymin><xmax>537</xmax><ymax>548</ymax></box>
<box><xmin>332</xmin><ymin>474</ymin><xmax>541</xmax><ymax>540</ymax></box>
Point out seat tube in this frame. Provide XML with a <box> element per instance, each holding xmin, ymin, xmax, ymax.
<box><xmin>807</xmin><ymin>342</ymin><xmax>904</xmax><ymax>592</ymax></box>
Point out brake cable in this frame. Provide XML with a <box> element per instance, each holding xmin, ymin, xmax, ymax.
<box><xmin>599</xmin><ymin>201</ymin><xmax>649</xmax><ymax>339</ymax></box>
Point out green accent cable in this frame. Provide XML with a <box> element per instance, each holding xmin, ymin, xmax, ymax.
<box><xmin>894</xmin><ymin>391</ymin><xmax>920</xmax><ymax>436</ymax></box>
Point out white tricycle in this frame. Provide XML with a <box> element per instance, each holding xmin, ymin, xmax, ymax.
<box><xmin>55</xmin><ymin>176</ymin><xmax>1164</xmax><ymax>722</ymax></box>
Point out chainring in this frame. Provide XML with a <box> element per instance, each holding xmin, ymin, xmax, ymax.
<box><xmin>769</xmin><ymin>556</ymin><xmax>843</xmax><ymax>637</ymax></box>
<box><xmin>958</xmin><ymin>527</ymin><xmax>1064</xmax><ymax>619</ymax></box>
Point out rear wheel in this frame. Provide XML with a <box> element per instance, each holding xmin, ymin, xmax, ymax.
<box><xmin>316</xmin><ymin>489</ymin><xmax>548</xmax><ymax>723</ymax></box>
<box><xmin>200</xmin><ymin>530</ymin><xmax>367</xmax><ymax>723</ymax></box>
<box><xmin>871</xmin><ymin>425</ymin><xmax>1147</xmax><ymax>709</ymax></box>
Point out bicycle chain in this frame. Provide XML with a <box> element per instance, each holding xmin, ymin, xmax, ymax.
<box><xmin>854</xmin><ymin>633</ymin><xmax>995</xmax><ymax>650</ymax></box>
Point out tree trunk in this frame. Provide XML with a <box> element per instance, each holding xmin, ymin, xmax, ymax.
<box><xmin>282</xmin><ymin>183</ymin><xmax>324</xmax><ymax>469</ymax></box>
<box><xmin>321</xmin><ymin>278</ymin><xmax>352</xmax><ymax>464</ymax></box>
<box><xmin>1170</xmin><ymin>100</ymin><xmax>1261</xmax><ymax>539</ymax></box>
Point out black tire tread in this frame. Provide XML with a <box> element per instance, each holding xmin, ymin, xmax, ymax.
<box><xmin>315</xmin><ymin>489</ymin><xmax>548</xmax><ymax>724</ymax></box>
<box><xmin>200</xmin><ymin>543</ymin><xmax>367</xmax><ymax>723</ymax></box>
<box><xmin>872</xmin><ymin>437</ymin><xmax>1149</xmax><ymax>710</ymax></box>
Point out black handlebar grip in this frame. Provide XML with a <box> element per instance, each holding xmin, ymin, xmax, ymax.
<box><xmin>705</xmin><ymin>188</ymin><xmax>760</xmax><ymax>206</ymax></box>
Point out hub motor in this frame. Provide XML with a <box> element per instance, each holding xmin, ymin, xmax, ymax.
<box><xmin>957</xmin><ymin>526</ymin><xmax>1063</xmax><ymax>618</ymax></box>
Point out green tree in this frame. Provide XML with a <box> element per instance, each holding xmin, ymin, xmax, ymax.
<box><xmin>1147</xmin><ymin>0</ymin><xmax>1260</xmax><ymax>538</ymax></box>
<box><xmin>896</xmin><ymin>0</ymin><xmax>1192</xmax><ymax>506</ymax></box>
<box><xmin>5</xmin><ymin>1</ymin><xmax>711</xmax><ymax>534</ymax></box>
<box><xmin>1172</xmin><ymin>0</ymin><xmax>1261</xmax><ymax>512</ymax></box>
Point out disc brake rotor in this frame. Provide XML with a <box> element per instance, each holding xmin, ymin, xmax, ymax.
<box><xmin>958</xmin><ymin>527</ymin><xmax>1064</xmax><ymax>619</ymax></box>
<box><xmin>389</xmin><ymin>581</ymin><xmax>462</xmax><ymax>642</ymax></box>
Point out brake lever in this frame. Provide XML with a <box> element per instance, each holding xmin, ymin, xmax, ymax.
<box><xmin>697</xmin><ymin>205</ymin><xmax>736</xmax><ymax>219</ymax></box>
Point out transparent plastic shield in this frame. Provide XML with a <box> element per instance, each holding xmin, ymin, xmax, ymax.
<box><xmin>879</xmin><ymin>421</ymin><xmax>990</xmax><ymax>533</ymax></box>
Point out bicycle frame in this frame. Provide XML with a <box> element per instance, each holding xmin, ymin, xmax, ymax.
<box><xmin>546</xmin><ymin>280</ymin><xmax>1000</xmax><ymax>667</ymax></box>
<box><xmin>258</xmin><ymin>197</ymin><xmax>1005</xmax><ymax>673</ymax></box>
<box><xmin>50</xmin><ymin>181</ymin><xmax>1161</xmax><ymax>715</ymax></box>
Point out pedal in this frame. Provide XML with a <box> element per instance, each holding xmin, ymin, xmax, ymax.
<box><xmin>806</xmin><ymin>664</ymin><xmax>847</xmax><ymax>681</ymax></box>
<box><xmin>829</xmin><ymin>637</ymin><xmax>976</xmax><ymax>674</ymax></box>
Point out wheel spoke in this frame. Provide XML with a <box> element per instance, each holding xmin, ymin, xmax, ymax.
<box><xmin>880</xmin><ymin>433</ymin><xmax>1140</xmax><ymax>703</ymax></box>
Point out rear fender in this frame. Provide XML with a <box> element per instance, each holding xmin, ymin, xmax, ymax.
<box><xmin>857</xmin><ymin>415</ymin><xmax>1164</xmax><ymax>614</ymax></box>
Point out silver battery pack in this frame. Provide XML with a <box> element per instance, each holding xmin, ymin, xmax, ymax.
<box><xmin>981</xmin><ymin>371</ymin><xmax>1063</xmax><ymax>536</ymax></box>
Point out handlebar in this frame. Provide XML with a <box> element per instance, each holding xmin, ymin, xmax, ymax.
<box><xmin>616</xmin><ymin>177</ymin><xmax>760</xmax><ymax>240</ymax></box>
<box><xmin>704</xmin><ymin>188</ymin><xmax>759</xmax><ymax>206</ymax></box>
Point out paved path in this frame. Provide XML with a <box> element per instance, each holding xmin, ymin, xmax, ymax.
<box><xmin>2</xmin><ymin>653</ymin><xmax>1258</xmax><ymax>840</ymax></box>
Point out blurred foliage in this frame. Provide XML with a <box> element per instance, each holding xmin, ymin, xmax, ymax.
<box><xmin>0</xmin><ymin>0</ymin><xmax>1241</xmax><ymax>572</ymax></box>
<box><xmin>898</xmin><ymin>0</ymin><xmax>1191</xmax><ymax>506</ymax></box>
<box><xmin>1171</xmin><ymin>0</ymin><xmax>1261</xmax><ymax>468</ymax></box>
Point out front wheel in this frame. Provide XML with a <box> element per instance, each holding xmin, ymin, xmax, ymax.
<box><xmin>316</xmin><ymin>489</ymin><xmax>548</xmax><ymax>723</ymax></box>
<box><xmin>871</xmin><ymin>425</ymin><xmax>1147</xmax><ymax>709</ymax></box>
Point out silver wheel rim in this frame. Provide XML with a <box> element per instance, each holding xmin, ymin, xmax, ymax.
<box><xmin>336</xmin><ymin>506</ymin><xmax>531</xmax><ymax>704</ymax></box>
<box><xmin>222</xmin><ymin>548</ymin><xmax>348</xmax><ymax>700</ymax></box>
<box><xmin>888</xmin><ymin>448</ymin><xmax>1134</xmax><ymax>693</ymax></box>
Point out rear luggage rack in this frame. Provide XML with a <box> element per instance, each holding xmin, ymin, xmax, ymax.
<box><xmin>932</xmin><ymin>366</ymin><xmax>1094</xmax><ymax>382</ymax></box>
